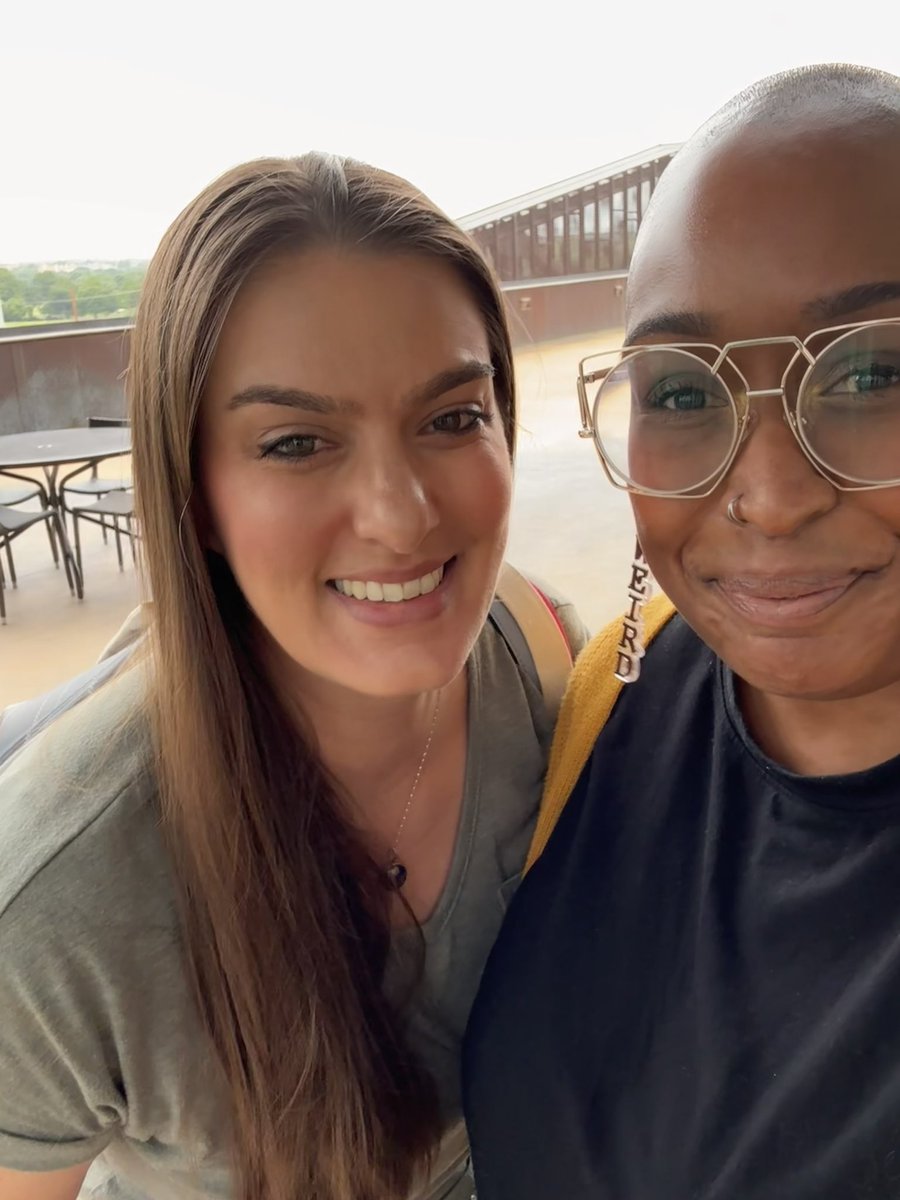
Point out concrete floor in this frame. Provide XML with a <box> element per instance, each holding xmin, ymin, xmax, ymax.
<box><xmin>0</xmin><ymin>332</ymin><xmax>634</xmax><ymax>709</ymax></box>
<box><xmin>506</xmin><ymin>330</ymin><xmax>634</xmax><ymax>633</ymax></box>
<box><xmin>1</xmin><ymin>456</ymin><xmax>140</xmax><ymax>707</ymax></box>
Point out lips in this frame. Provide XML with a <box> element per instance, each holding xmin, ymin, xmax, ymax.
<box><xmin>712</xmin><ymin>572</ymin><xmax>869</xmax><ymax>626</ymax></box>
<box><xmin>327</xmin><ymin>557</ymin><xmax>455</xmax><ymax>627</ymax></box>
<box><xmin>332</xmin><ymin>563</ymin><xmax>445</xmax><ymax>603</ymax></box>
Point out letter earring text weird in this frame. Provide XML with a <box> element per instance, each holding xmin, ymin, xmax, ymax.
<box><xmin>727</xmin><ymin>495</ymin><xmax>748</xmax><ymax>526</ymax></box>
<box><xmin>614</xmin><ymin>538</ymin><xmax>653</xmax><ymax>684</ymax></box>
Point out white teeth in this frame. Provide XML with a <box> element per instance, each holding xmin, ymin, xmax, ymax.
<box><xmin>333</xmin><ymin>564</ymin><xmax>445</xmax><ymax>602</ymax></box>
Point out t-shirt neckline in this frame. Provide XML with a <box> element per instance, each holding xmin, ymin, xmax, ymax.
<box><xmin>391</xmin><ymin>631</ymin><xmax>484</xmax><ymax>945</ymax></box>
<box><xmin>718</xmin><ymin>655</ymin><xmax>900</xmax><ymax>814</ymax></box>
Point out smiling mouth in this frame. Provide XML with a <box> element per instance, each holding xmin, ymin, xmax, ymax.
<box><xmin>328</xmin><ymin>560</ymin><xmax>451</xmax><ymax>603</ymax></box>
<box><xmin>712</xmin><ymin>571</ymin><xmax>874</xmax><ymax>624</ymax></box>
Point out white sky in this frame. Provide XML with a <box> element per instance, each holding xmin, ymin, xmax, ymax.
<box><xmin>3</xmin><ymin>0</ymin><xmax>898</xmax><ymax>263</ymax></box>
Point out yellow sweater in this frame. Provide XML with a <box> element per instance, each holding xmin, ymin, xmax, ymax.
<box><xmin>525</xmin><ymin>593</ymin><xmax>677</xmax><ymax>871</ymax></box>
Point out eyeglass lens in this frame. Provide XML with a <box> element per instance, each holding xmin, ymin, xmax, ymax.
<box><xmin>591</xmin><ymin>323</ymin><xmax>900</xmax><ymax>493</ymax></box>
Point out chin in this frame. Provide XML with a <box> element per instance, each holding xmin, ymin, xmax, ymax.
<box><xmin>724</xmin><ymin>637</ymin><xmax>891</xmax><ymax>704</ymax></box>
<box><xmin>331</xmin><ymin>637</ymin><xmax>473</xmax><ymax>698</ymax></box>
<box><xmin>344</xmin><ymin>661</ymin><xmax>466</xmax><ymax>699</ymax></box>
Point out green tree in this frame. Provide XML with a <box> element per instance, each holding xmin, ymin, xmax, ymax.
<box><xmin>31</xmin><ymin>271</ymin><xmax>61</xmax><ymax>301</ymax></box>
<box><xmin>31</xmin><ymin>271</ymin><xmax>73</xmax><ymax>319</ymax></box>
<box><xmin>0</xmin><ymin>261</ymin><xmax>147</xmax><ymax>322</ymax></box>
<box><xmin>3</xmin><ymin>296</ymin><xmax>32</xmax><ymax>322</ymax></box>
<box><xmin>75</xmin><ymin>273</ymin><xmax>117</xmax><ymax>317</ymax></box>
<box><xmin>0</xmin><ymin>268</ymin><xmax>24</xmax><ymax>304</ymax></box>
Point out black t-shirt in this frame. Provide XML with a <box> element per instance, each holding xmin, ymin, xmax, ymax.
<box><xmin>464</xmin><ymin>616</ymin><xmax>900</xmax><ymax>1200</ymax></box>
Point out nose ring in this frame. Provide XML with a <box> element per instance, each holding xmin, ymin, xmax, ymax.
<box><xmin>727</xmin><ymin>495</ymin><xmax>748</xmax><ymax>526</ymax></box>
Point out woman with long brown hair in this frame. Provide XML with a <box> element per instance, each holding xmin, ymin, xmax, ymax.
<box><xmin>0</xmin><ymin>153</ymin><xmax>586</xmax><ymax>1200</ymax></box>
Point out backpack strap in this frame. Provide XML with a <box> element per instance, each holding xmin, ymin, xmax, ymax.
<box><xmin>524</xmin><ymin>593</ymin><xmax>676</xmax><ymax>872</ymax></box>
<box><xmin>490</xmin><ymin>562</ymin><xmax>574</xmax><ymax>723</ymax></box>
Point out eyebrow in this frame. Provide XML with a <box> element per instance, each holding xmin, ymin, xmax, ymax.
<box><xmin>624</xmin><ymin>310</ymin><xmax>715</xmax><ymax>344</ymax></box>
<box><xmin>624</xmin><ymin>280</ymin><xmax>900</xmax><ymax>345</ymax></box>
<box><xmin>228</xmin><ymin>361</ymin><xmax>495</xmax><ymax>413</ymax></box>
<box><xmin>804</xmin><ymin>280</ymin><xmax>900</xmax><ymax>321</ymax></box>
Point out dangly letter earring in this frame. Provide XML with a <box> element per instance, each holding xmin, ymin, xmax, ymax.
<box><xmin>614</xmin><ymin>537</ymin><xmax>653</xmax><ymax>684</ymax></box>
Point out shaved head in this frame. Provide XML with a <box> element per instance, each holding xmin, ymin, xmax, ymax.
<box><xmin>701</xmin><ymin>62</ymin><xmax>900</xmax><ymax>142</ymax></box>
<box><xmin>628</xmin><ymin>63</ymin><xmax>900</xmax><ymax>337</ymax></box>
<box><xmin>619</xmin><ymin>61</ymin><xmax>900</xmax><ymax>707</ymax></box>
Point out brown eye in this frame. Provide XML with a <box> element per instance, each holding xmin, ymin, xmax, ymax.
<box><xmin>429</xmin><ymin>409</ymin><xmax>486</xmax><ymax>435</ymax></box>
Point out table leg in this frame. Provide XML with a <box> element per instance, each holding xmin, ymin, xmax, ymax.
<box><xmin>43</xmin><ymin>463</ymin><xmax>64</xmax><ymax>531</ymax></box>
<box><xmin>47</xmin><ymin>500</ymin><xmax>83</xmax><ymax>600</ymax></box>
<box><xmin>57</xmin><ymin>520</ymin><xmax>83</xmax><ymax>600</ymax></box>
<box><xmin>43</xmin><ymin>463</ymin><xmax>61</xmax><ymax>509</ymax></box>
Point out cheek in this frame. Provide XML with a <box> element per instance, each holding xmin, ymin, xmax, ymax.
<box><xmin>200</xmin><ymin>453</ymin><xmax>328</xmax><ymax>587</ymax></box>
<box><xmin>631</xmin><ymin>497</ymin><xmax>698</xmax><ymax>593</ymax></box>
<box><xmin>198</xmin><ymin>426</ymin><xmax>513</xmax><ymax>583</ymax></box>
<box><xmin>453</xmin><ymin>443</ymin><xmax>513</xmax><ymax>543</ymax></box>
<box><xmin>858</xmin><ymin>491</ymin><xmax>900</xmax><ymax>534</ymax></box>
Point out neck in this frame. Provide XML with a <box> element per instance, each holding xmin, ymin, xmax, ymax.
<box><xmin>738</xmin><ymin>677</ymin><xmax>900</xmax><ymax>776</ymax></box>
<box><xmin>258</xmin><ymin>645</ymin><xmax>470</xmax><ymax>920</ymax></box>
<box><xmin>302</xmin><ymin>675</ymin><xmax>451</xmax><ymax>792</ymax></box>
<box><xmin>269</xmin><ymin>650</ymin><xmax>465</xmax><ymax>836</ymax></box>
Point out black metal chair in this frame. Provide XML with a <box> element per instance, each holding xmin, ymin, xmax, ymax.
<box><xmin>0</xmin><ymin>470</ymin><xmax>57</xmax><ymax>569</ymax></box>
<box><xmin>0</xmin><ymin>504</ymin><xmax>80</xmax><ymax>625</ymax></box>
<box><xmin>0</xmin><ymin>468</ymin><xmax>48</xmax><ymax>510</ymax></box>
<box><xmin>61</xmin><ymin>416</ymin><xmax>132</xmax><ymax>532</ymax></box>
<box><xmin>71</xmin><ymin>490</ymin><xmax>138</xmax><ymax>579</ymax></box>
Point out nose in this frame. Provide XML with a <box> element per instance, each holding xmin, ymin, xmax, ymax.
<box><xmin>350</xmin><ymin>445</ymin><xmax>439</xmax><ymax>554</ymax></box>
<box><xmin>727</xmin><ymin>400</ymin><xmax>837</xmax><ymax>537</ymax></box>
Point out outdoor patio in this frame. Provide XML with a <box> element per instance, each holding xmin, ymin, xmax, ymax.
<box><xmin>0</xmin><ymin>333</ymin><xmax>634</xmax><ymax>710</ymax></box>
<box><xmin>1</xmin><ymin>454</ymin><xmax>139</xmax><ymax>707</ymax></box>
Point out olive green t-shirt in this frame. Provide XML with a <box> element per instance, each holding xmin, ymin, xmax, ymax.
<box><xmin>0</xmin><ymin>603</ymin><xmax>587</xmax><ymax>1199</ymax></box>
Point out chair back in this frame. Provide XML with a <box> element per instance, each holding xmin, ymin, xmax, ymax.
<box><xmin>87</xmin><ymin>416</ymin><xmax>130</xmax><ymax>428</ymax></box>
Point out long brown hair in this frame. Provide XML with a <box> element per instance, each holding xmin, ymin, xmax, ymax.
<box><xmin>129</xmin><ymin>154</ymin><xmax>515</xmax><ymax>1200</ymax></box>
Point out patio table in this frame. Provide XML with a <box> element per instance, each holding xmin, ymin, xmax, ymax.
<box><xmin>0</xmin><ymin>426</ymin><xmax>131</xmax><ymax>508</ymax></box>
<box><xmin>0</xmin><ymin>427</ymin><xmax>132</xmax><ymax>600</ymax></box>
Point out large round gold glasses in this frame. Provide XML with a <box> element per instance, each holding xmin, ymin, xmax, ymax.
<box><xmin>576</xmin><ymin>319</ymin><xmax>900</xmax><ymax>497</ymax></box>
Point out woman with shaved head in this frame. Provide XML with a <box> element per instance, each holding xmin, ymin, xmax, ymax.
<box><xmin>464</xmin><ymin>64</ymin><xmax>900</xmax><ymax>1200</ymax></box>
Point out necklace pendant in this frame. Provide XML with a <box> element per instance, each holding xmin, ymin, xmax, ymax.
<box><xmin>386</xmin><ymin>860</ymin><xmax>408</xmax><ymax>889</ymax></box>
<box><xmin>384</xmin><ymin>689</ymin><xmax>441</xmax><ymax>895</ymax></box>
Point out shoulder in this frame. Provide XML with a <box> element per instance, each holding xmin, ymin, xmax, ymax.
<box><xmin>566</xmin><ymin>593</ymin><xmax>677</xmax><ymax>701</ymax></box>
<box><xmin>477</xmin><ymin>573</ymin><xmax>586</xmax><ymax>717</ymax></box>
<box><xmin>526</xmin><ymin>597</ymin><xmax>679</xmax><ymax>868</ymax></box>
<box><xmin>537</xmin><ymin>612</ymin><xmax>718</xmax><ymax>864</ymax></box>
<box><xmin>0</xmin><ymin>666</ymin><xmax>187</xmax><ymax>1171</ymax></box>
<box><xmin>0</xmin><ymin>664</ymin><xmax>159</xmax><ymax>924</ymax></box>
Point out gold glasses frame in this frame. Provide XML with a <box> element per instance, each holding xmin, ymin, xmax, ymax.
<box><xmin>576</xmin><ymin>317</ymin><xmax>900</xmax><ymax>498</ymax></box>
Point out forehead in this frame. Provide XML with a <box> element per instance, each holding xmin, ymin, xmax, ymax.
<box><xmin>208</xmin><ymin>247</ymin><xmax>490</xmax><ymax>399</ymax></box>
<box><xmin>627</xmin><ymin>123</ymin><xmax>900</xmax><ymax>339</ymax></box>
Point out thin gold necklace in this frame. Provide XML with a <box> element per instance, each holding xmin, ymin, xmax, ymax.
<box><xmin>385</xmin><ymin>689</ymin><xmax>442</xmax><ymax>890</ymax></box>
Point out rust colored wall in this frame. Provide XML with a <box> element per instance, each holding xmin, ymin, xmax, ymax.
<box><xmin>502</xmin><ymin>274</ymin><xmax>627</xmax><ymax>347</ymax></box>
<box><xmin>0</xmin><ymin>328</ymin><xmax>132</xmax><ymax>435</ymax></box>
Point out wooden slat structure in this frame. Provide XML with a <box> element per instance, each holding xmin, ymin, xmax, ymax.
<box><xmin>458</xmin><ymin>145</ymin><xmax>681</xmax><ymax>343</ymax></box>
